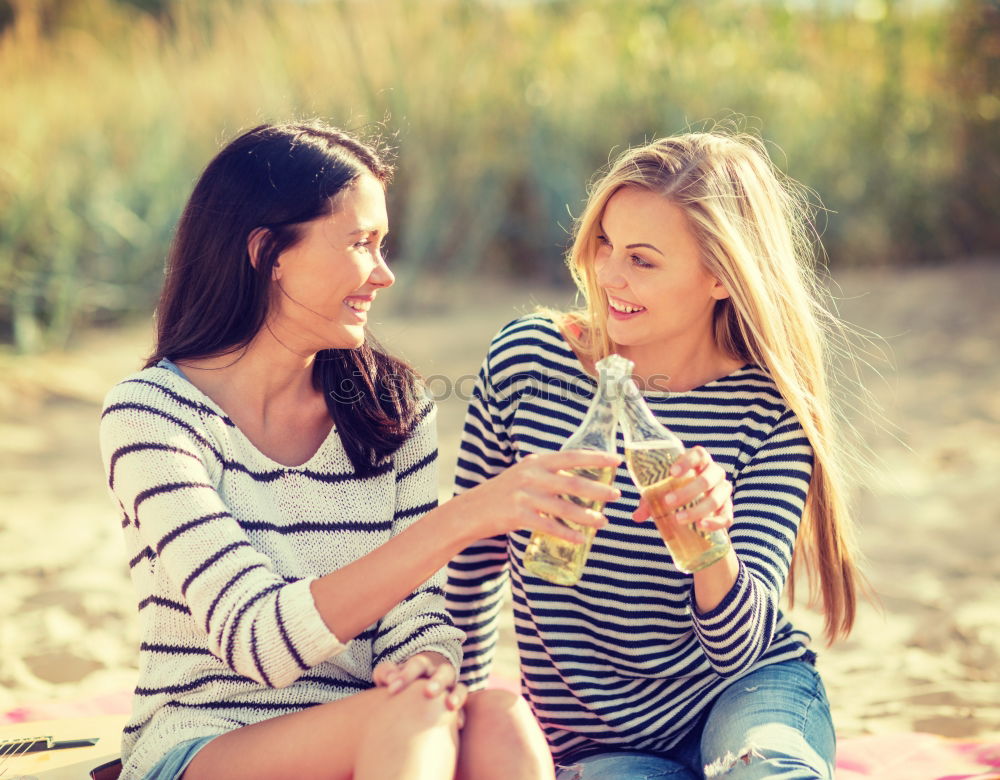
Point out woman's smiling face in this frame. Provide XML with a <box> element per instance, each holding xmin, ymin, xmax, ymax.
<box><xmin>593</xmin><ymin>185</ymin><xmax>729</xmax><ymax>357</ymax></box>
<box><xmin>268</xmin><ymin>173</ymin><xmax>393</xmax><ymax>352</ymax></box>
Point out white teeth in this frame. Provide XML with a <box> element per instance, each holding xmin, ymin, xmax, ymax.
<box><xmin>610</xmin><ymin>299</ymin><xmax>644</xmax><ymax>314</ymax></box>
<box><xmin>345</xmin><ymin>299</ymin><xmax>371</xmax><ymax>312</ymax></box>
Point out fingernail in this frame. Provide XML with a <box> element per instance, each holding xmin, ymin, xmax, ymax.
<box><xmin>388</xmin><ymin>680</ymin><xmax>402</xmax><ymax>693</ymax></box>
<box><xmin>664</xmin><ymin>493</ymin><xmax>677</xmax><ymax>505</ymax></box>
<box><xmin>670</xmin><ymin>464</ymin><xmax>681</xmax><ymax>476</ymax></box>
<box><xmin>426</xmin><ymin>682</ymin><xmax>441</xmax><ymax>695</ymax></box>
<box><xmin>675</xmin><ymin>510</ymin><xmax>687</xmax><ymax>521</ymax></box>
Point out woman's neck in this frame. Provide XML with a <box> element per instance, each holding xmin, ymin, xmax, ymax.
<box><xmin>617</xmin><ymin>335</ymin><xmax>743</xmax><ymax>393</ymax></box>
<box><xmin>177</xmin><ymin>327</ymin><xmax>320</xmax><ymax>423</ymax></box>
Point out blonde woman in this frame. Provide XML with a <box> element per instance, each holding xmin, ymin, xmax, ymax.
<box><xmin>446</xmin><ymin>132</ymin><xmax>863</xmax><ymax>779</ymax></box>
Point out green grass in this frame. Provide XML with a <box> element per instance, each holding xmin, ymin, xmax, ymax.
<box><xmin>1</xmin><ymin>0</ymin><xmax>995</xmax><ymax>350</ymax></box>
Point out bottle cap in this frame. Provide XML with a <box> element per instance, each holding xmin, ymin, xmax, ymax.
<box><xmin>595</xmin><ymin>353</ymin><xmax>634</xmax><ymax>378</ymax></box>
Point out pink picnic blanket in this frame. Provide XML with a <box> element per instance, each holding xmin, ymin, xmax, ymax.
<box><xmin>834</xmin><ymin>732</ymin><xmax>1000</xmax><ymax>779</ymax></box>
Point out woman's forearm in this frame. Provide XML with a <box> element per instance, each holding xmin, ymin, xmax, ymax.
<box><xmin>691</xmin><ymin>547</ymin><xmax>740</xmax><ymax>614</ymax></box>
<box><xmin>312</xmin><ymin>449</ymin><xmax>618</xmax><ymax>643</ymax></box>
<box><xmin>309</xmin><ymin>499</ymin><xmax>475</xmax><ymax>642</ymax></box>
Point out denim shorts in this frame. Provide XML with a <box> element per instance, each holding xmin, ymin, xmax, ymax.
<box><xmin>555</xmin><ymin>657</ymin><xmax>835</xmax><ymax>779</ymax></box>
<box><xmin>142</xmin><ymin>735</ymin><xmax>218</xmax><ymax>780</ymax></box>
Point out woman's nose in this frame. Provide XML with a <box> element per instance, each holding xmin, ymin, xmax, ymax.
<box><xmin>595</xmin><ymin>254</ymin><xmax>624</xmax><ymax>289</ymax></box>
<box><xmin>370</xmin><ymin>255</ymin><xmax>395</xmax><ymax>288</ymax></box>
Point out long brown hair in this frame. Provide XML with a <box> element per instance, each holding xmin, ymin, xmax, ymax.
<box><xmin>559</xmin><ymin>132</ymin><xmax>868</xmax><ymax>643</ymax></box>
<box><xmin>146</xmin><ymin>121</ymin><xmax>421</xmax><ymax>477</ymax></box>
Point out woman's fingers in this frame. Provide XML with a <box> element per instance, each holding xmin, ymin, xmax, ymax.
<box><xmin>695</xmin><ymin>496</ymin><xmax>734</xmax><ymax>531</ymax></box>
<box><xmin>649</xmin><ymin>447</ymin><xmax>735</xmax><ymax>530</ymax></box>
<box><xmin>518</xmin><ymin>456</ymin><xmax>621</xmax><ymax>503</ymax></box>
<box><xmin>520</xmin><ymin>453</ymin><xmax>621</xmax><ymax>502</ymax></box>
<box><xmin>423</xmin><ymin>659</ymin><xmax>457</xmax><ymax>698</ymax></box>
<box><xmin>671</xmin><ymin>463</ymin><xmax>730</xmax><ymax>513</ymax></box>
<box><xmin>632</xmin><ymin>497</ymin><xmax>652</xmax><ymax>524</ymax></box>
<box><xmin>526</xmin><ymin>450</ymin><xmax>622</xmax><ymax>472</ymax></box>
<box><xmin>447</xmin><ymin>683</ymin><xmax>469</xmax><ymax>715</ymax></box>
<box><xmin>674</xmin><ymin>480</ymin><xmax>734</xmax><ymax>531</ymax></box>
<box><xmin>668</xmin><ymin>445</ymin><xmax>711</xmax><ymax>477</ymax></box>
<box><xmin>385</xmin><ymin>653</ymin><xmax>433</xmax><ymax>694</ymax></box>
<box><xmin>676</xmin><ymin>479</ymin><xmax>733</xmax><ymax>525</ymax></box>
<box><xmin>372</xmin><ymin>660</ymin><xmax>399</xmax><ymax>688</ymax></box>
<box><xmin>519</xmin><ymin>493</ymin><xmax>608</xmax><ymax>542</ymax></box>
<box><xmin>548</xmin><ymin>470</ymin><xmax>621</xmax><ymax>506</ymax></box>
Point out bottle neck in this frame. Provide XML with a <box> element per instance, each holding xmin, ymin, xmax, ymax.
<box><xmin>586</xmin><ymin>372</ymin><xmax>624</xmax><ymax>429</ymax></box>
<box><xmin>620</xmin><ymin>379</ymin><xmax>684</xmax><ymax>449</ymax></box>
<box><xmin>564</xmin><ymin>369</ymin><xmax>627</xmax><ymax>451</ymax></box>
<box><xmin>622</xmin><ymin>379</ymin><xmax>658</xmax><ymax>426</ymax></box>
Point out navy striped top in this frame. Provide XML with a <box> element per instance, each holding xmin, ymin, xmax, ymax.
<box><xmin>99</xmin><ymin>364</ymin><xmax>463</xmax><ymax>779</ymax></box>
<box><xmin>445</xmin><ymin>315</ymin><xmax>814</xmax><ymax>762</ymax></box>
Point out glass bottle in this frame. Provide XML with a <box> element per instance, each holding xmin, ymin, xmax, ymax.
<box><xmin>522</xmin><ymin>354</ymin><xmax>633</xmax><ymax>586</ymax></box>
<box><xmin>620</xmin><ymin>379</ymin><xmax>731</xmax><ymax>573</ymax></box>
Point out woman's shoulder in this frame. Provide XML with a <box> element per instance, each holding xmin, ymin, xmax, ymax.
<box><xmin>698</xmin><ymin>364</ymin><xmax>789</xmax><ymax>409</ymax></box>
<box><xmin>101</xmin><ymin>363</ymin><xmax>230</xmax><ymax>426</ymax></box>
<box><xmin>487</xmin><ymin>312</ymin><xmax>575</xmax><ymax>365</ymax></box>
<box><xmin>706</xmin><ymin>364</ymin><xmax>806</xmax><ymax>441</ymax></box>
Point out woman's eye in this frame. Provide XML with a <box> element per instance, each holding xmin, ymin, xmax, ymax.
<box><xmin>631</xmin><ymin>254</ymin><xmax>653</xmax><ymax>268</ymax></box>
<box><xmin>596</xmin><ymin>234</ymin><xmax>611</xmax><ymax>247</ymax></box>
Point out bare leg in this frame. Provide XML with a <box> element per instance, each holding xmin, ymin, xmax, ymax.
<box><xmin>182</xmin><ymin>684</ymin><xmax>459</xmax><ymax>780</ymax></box>
<box><xmin>456</xmin><ymin>688</ymin><xmax>555</xmax><ymax>780</ymax></box>
<box><xmin>355</xmin><ymin>684</ymin><xmax>459</xmax><ymax>780</ymax></box>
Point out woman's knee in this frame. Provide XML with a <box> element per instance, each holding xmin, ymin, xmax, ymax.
<box><xmin>364</xmin><ymin>683</ymin><xmax>460</xmax><ymax>738</ymax></box>
<box><xmin>703</xmin><ymin>743</ymin><xmax>833</xmax><ymax>780</ymax></box>
<box><xmin>458</xmin><ymin>688</ymin><xmax>554</xmax><ymax>780</ymax></box>
<box><xmin>463</xmin><ymin>688</ymin><xmax>537</xmax><ymax>735</ymax></box>
<box><xmin>699</xmin><ymin>662</ymin><xmax>835</xmax><ymax>779</ymax></box>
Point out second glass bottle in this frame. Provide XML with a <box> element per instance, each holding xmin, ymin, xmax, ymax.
<box><xmin>619</xmin><ymin>378</ymin><xmax>732</xmax><ymax>573</ymax></box>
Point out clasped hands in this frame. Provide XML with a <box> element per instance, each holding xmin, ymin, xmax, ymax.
<box><xmin>373</xmin><ymin>651</ymin><xmax>467</xmax><ymax>724</ymax></box>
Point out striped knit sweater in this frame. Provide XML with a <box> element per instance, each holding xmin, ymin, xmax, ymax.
<box><xmin>445</xmin><ymin>315</ymin><xmax>815</xmax><ymax>763</ymax></box>
<box><xmin>99</xmin><ymin>362</ymin><xmax>463</xmax><ymax>780</ymax></box>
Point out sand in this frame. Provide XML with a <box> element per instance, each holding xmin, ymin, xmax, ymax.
<box><xmin>1</xmin><ymin>262</ymin><xmax>997</xmax><ymax>740</ymax></box>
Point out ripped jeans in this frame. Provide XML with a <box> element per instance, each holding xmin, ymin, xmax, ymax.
<box><xmin>555</xmin><ymin>657</ymin><xmax>835</xmax><ymax>779</ymax></box>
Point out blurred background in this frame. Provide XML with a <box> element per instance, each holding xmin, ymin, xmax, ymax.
<box><xmin>1</xmin><ymin>0</ymin><xmax>998</xmax><ymax>351</ymax></box>
<box><xmin>1</xmin><ymin>0</ymin><xmax>998</xmax><ymax>747</ymax></box>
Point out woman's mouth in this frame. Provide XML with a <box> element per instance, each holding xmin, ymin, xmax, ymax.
<box><xmin>344</xmin><ymin>296</ymin><xmax>373</xmax><ymax>320</ymax></box>
<box><xmin>608</xmin><ymin>296</ymin><xmax>646</xmax><ymax>320</ymax></box>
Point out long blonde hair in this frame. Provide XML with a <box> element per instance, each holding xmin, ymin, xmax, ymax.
<box><xmin>558</xmin><ymin>131</ymin><xmax>865</xmax><ymax>643</ymax></box>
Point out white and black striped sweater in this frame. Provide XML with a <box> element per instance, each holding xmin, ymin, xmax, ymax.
<box><xmin>99</xmin><ymin>363</ymin><xmax>463</xmax><ymax>780</ymax></box>
<box><xmin>445</xmin><ymin>316</ymin><xmax>815</xmax><ymax>763</ymax></box>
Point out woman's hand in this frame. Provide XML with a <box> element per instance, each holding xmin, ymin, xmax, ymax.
<box><xmin>456</xmin><ymin>450</ymin><xmax>622</xmax><ymax>543</ymax></box>
<box><xmin>373</xmin><ymin>651</ymin><xmax>466</xmax><ymax>712</ymax></box>
<box><xmin>631</xmin><ymin>446</ymin><xmax>733</xmax><ymax>531</ymax></box>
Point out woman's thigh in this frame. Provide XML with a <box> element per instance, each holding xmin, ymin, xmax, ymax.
<box><xmin>181</xmin><ymin>683</ymin><xmax>458</xmax><ymax>780</ymax></box>
<box><xmin>699</xmin><ymin>658</ymin><xmax>836</xmax><ymax>780</ymax></box>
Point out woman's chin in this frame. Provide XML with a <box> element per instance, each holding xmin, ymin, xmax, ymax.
<box><xmin>328</xmin><ymin>324</ymin><xmax>366</xmax><ymax>350</ymax></box>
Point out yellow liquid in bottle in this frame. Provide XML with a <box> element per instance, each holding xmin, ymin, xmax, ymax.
<box><xmin>523</xmin><ymin>465</ymin><xmax>615</xmax><ymax>586</ymax></box>
<box><xmin>625</xmin><ymin>443</ymin><xmax>730</xmax><ymax>573</ymax></box>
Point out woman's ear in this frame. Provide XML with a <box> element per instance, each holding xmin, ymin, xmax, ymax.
<box><xmin>709</xmin><ymin>277</ymin><xmax>731</xmax><ymax>301</ymax></box>
<box><xmin>247</xmin><ymin>228</ymin><xmax>278</xmax><ymax>277</ymax></box>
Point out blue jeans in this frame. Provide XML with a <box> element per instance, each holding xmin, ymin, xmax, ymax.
<box><xmin>142</xmin><ymin>735</ymin><xmax>217</xmax><ymax>779</ymax></box>
<box><xmin>555</xmin><ymin>658</ymin><xmax>835</xmax><ymax>779</ymax></box>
